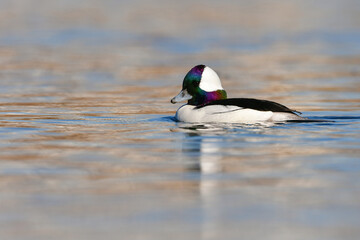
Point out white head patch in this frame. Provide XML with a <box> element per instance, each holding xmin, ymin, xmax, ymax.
<box><xmin>199</xmin><ymin>66</ymin><xmax>224</xmax><ymax>92</ymax></box>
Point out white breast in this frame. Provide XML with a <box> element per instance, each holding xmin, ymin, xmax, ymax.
<box><xmin>175</xmin><ymin>104</ymin><xmax>304</xmax><ymax>123</ymax></box>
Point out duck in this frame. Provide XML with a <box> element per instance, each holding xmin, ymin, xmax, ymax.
<box><xmin>171</xmin><ymin>64</ymin><xmax>307</xmax><ymax>123</ymax></box>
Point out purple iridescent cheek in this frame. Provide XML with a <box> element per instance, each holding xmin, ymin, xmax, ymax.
<box><xmin>205</xmin><ymin>90</ymin><xmax>227</xmax><ymax>102</ymax></box>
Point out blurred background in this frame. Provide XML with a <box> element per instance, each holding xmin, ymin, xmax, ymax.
<box><xmin>0</xmin><ymin>1</ymin><xmax>359</xmax><ymax>240</ymax></box>
<box><xmin>1</xmin><ymin>0</ymin><xmax>359</xmax><ymax>92</ymax></box>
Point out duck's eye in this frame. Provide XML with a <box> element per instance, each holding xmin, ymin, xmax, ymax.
<box><xmin>192</xmin><ymin>81</ymin><xmax>199</xmax><ymax>87</ymax></box>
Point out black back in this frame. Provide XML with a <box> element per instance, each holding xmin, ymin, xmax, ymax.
<box><xmin>196</xmin><ymin>98</ymin><xmax>300</xmax><ymax>114</ymax></box>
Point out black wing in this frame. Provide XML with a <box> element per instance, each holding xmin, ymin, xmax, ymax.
<box><xmin>197</xmin><ymin>98</ymin><xmax>301</xmax><ymax>114</ymax></box>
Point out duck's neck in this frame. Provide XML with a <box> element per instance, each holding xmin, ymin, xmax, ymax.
<box><xmin>188</xmin><ymin>89</ymin><xmax>227</xmax><ymax>106</ymax></box>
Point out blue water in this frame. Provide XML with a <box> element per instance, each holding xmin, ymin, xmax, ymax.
<box><xmin>0</xmin><ymin>0</ymin><xmax>360</xmax><ymax>239</ymax></box>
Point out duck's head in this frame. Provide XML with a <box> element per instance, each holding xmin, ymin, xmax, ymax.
<box><xmin>171</xmin><ymin>65</ymin><xmax>227</xmax><ymax>106</ymax></box>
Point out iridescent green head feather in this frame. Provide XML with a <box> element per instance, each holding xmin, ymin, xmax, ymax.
<box><xmin>171</xmin><ymin>65</ymin><xmax>227</xmax><ymax>106</ymax></box>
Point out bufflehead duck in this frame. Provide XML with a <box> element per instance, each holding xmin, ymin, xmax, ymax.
<box><xmin>171</xmin><ymin>65</ymin><xmax>306</xmax><ymax>123</ymax></box>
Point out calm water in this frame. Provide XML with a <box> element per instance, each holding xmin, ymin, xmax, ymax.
<box><xmin>1</xmin><ymin>0</ymin><xmax>360</xmax><ymax>239</ymax></box>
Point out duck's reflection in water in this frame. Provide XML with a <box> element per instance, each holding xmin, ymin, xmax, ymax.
<box><xmin>179</xmin><ymin>124</ymin><xmax>226</xmax><ymax>240</ymax></box>
<box><xmin>177</xmin><ymin>122</ymin><xmax>276</xmax><ymax>239</ymax></box>
<box><xmin>185</xmin><ymin>134</ymin><xmax>223</xmax><ymax>174</ymax></box>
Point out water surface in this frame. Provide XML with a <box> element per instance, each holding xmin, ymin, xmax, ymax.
<box><xmin>0</xmin><ymin>0</ymin><xmax>360</xmax><ymax>239</ymax></box>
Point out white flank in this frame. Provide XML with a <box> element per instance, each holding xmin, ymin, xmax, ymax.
<box><xmin>175</xmin><ymin>105</ymin><xmax>305</xmax><ymax>123</ymax></box>
<box><xmin>199</xmin><ymin>66</ymin><xmax>224</xmax><ymax>92</ymax></box>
